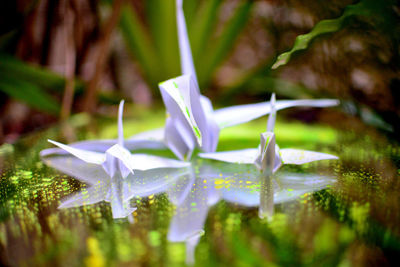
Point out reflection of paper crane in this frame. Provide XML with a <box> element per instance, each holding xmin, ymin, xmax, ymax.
<box><xmin>130</xmin><ymin>0</ymin><xmax>339</xmax><ymax>161</ymax></box>
<box><xmin>45</xmin><ymin>147</ymin><xmax>187</xmax><ymax>221</ymax></box>
<box><xmin>199</xmin><ymin>93</ymin><xmax>338</xmax><ymax>218</ymax></box>
<box><xmin>166</xmin><ymin>161</ymin><xmax>336</xmax><ymax>265</ymax></box>
<box><xmin>42</xmin><ymin>152</ymin><xmax>190</xmax><ymax>219</ymax></box>
<box><xmin>41</xmin><ymin>101</ymin><xmax>190</xmax><ymax>219</ymax></box>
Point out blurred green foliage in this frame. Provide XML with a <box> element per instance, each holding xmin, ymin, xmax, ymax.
<box><xmin>1</xmin><ymin>110</ymin><xmax>400</xmax><ymax>265</ymax></box>
<box><xmin>272</xmin><ymin>0</ymin><xmax>399</xmax><ymax>69</ymax></box>
<box><xmin>0</xmin><ymin>54</ymin><xmax>66</xmax><ymax>114</ymax></box>
<box><xmin>120</xmin><ymin>0</ymin><xmax>253</xmax><ymax>91</ymax></box>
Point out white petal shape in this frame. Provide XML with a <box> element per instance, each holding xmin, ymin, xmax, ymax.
<box><xmin>159</xmin><ymin>75</ymin><xmax>203</xmax><ymax>147</ymax></box>
<box><xmin>176</xmin><ymin>0</ymin><xmax>198</xmax><ymax>86</ymax></box>
<box><xmin>47</xmin><ymin>139</ymin><xmax>105</xmax><ymax>165</ymax></box>
<box><xmin>280</xmin><ymin>148</ymin><xmax>338</xmax><ymax>165</ymax></box>
<box><xmin>199</xmin><ymin>148</ymin><xmax>258</xmax><ymax>164</ymax></box>
<box><xmin>213</xmin><ymin>99</ymin><xmax>339</xmax><ymax>129</ymax></box>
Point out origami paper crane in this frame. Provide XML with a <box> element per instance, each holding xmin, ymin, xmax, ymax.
<box><xmin>41</xmin><ymin>101</ymin><xmax>190</xmax><ymax>218</ymax></box>
<box><xmin>41</xmin><ymin>100</ymin><xmax>189</xmax><ymax>179</ymax></box>
<box><xmin>147</xmin><ymin>0</ymin><xmax>340</xmax><ymax>160</ymax></box>
<box><xmin>44</xmin><ymin>154</ymin><xmax>189</xmax><ymax>219</ymax></box>
<box><xmin>40</xmin><ymin>103</ymin><xmax>165</xmax><ymax>158</ymax></box>
<box><xmin>166</xmin><ymin>160</ymin><xmax>335</xmax><ymax>264</ymax></box>
<box><xmin>199</xmin><ymin>93</ymin><xmax>338</xmax><ymax>175</ymax></box>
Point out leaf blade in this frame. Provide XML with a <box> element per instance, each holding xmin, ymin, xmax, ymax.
<box><xmin>0</xmin><ymin>77</ymin><xmax>60</xmax><ymax>114</ymax></box>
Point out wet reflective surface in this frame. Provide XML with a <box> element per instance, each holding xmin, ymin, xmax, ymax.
<box><xmin>1</xmin><ymin>117</ymin><xmax>399</xmax><ymax>266</ymax></box>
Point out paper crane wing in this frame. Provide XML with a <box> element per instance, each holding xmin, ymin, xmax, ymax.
<box><xmin>280</xmin><ymin>148</ymin><xmax>338</xmax><ymax>165</ymax></box>
<box><xmin>213</xmin><ymin>99</ymin><xmax>339</xmax><ymax>129</ymax></box>
<box><xmin>199</xmin><ymin>148</ymin><xmax>258</xmax><ymax>164</ymax></box>
<box><xmin>47</xmin><ymin>139</ymin><xmax>106</xmax><ymax>165</ymax></box>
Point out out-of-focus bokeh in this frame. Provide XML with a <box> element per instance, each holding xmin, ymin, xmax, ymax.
<box><xmin>0</xmin><ymin>0</ymin><xmax>399</xmax><ymax>143</ymax></box>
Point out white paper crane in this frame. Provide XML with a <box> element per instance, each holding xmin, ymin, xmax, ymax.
<box><xmin>198</xmin><ymin>93</ymin><xmax>338</xmax><ymax>174</ymax></box>
<box><xmin>42</xmin><ymin>101</ymin><xmax>190</xmax><ymax>180</ymax></box>
<box><xmin>153</xmin><ymin>0</ymin><xmax>339</xmax><ymax>160</ymax></box>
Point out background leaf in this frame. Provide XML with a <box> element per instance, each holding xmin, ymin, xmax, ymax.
<box><xmin>271</xmin><ymin>0</ymin><xmax>398</xmax><ymax>69</ymax></box>
<box><xmin>0</xmin><ymin>77</ymin><xmax>60</xmax><ymax>114</ymax></box>
<box><xmin>198</xmin><ymin>0</ymin><xmax>253</xmax><ymax>89</ymax></box>
<box><xmin>120</xmin><ymin>4</ymin><xmax>162</xmax><ymax>89</ymax></box>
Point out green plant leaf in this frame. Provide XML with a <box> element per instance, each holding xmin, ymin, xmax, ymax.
<box><xmin>198</xmin><ymin>0</ymin><xmax>253</xmax><ymax>89</ymax></box>
<box><xmin>271</xmin><ymin>0</ymin><xmax>397</xmax><ymax>69</ymax></box>
<box><xmin>0</xmin><ymin>53</ymin><xmax>66</xmax><ymax>90</ymax></box>
<box><xmin>146</xmin><ymin>0</ymin><xmax>180</xmax><ymax>79</ymax></box>
<box><xmin>182</xmin><ymin>0</ymin><xmax>199</xmax><ymax>28</ymax></box>
<box><xmin>189</xmin><ymin>0</ymin><xmax>221</xmax><ymax>64</ymax></box>
<box><xmin>0</xmin><ymin>53</ymin><xmax>125</xmax><ymax>107</ymax></box>
<box><xmin>0</xmin><ymin>76</ymin><xmax>60</xmax><ymax>114</ymax></box>
<box><xmin>119</xmin><ymin>4</ymin><xmax>163</xmax><ymax>89</ymax></box>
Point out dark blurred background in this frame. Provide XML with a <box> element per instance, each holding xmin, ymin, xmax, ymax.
<box><xmin>0</xmin><ymin>0</ymin><xmax>399</xmax><ymax>144</ymax></box>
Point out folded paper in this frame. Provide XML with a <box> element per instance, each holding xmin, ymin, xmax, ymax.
<box><xmin>41</xmin><ymin>101</ymin><xmax>189</xmax><ymax>180</ymax></box>
<box><xmin>148</xmin><ymin>0</ymin><xmax>340</xmax><ymax>160</ymax></box>
<box><xmin>199</xmin><ymin>94</ymin><xmax>338</xmax><ymax>174</ymax></box>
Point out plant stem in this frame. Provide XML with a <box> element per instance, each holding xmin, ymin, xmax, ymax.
<box><xmin>82</xmin><ymin>0</ymin><xmax>124</xmax><ymax>113</ymax></box>
<box><xmin>60</xmin><ymin>1</ymin><xmax>76</xmax><ymax>122</ymax></box>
